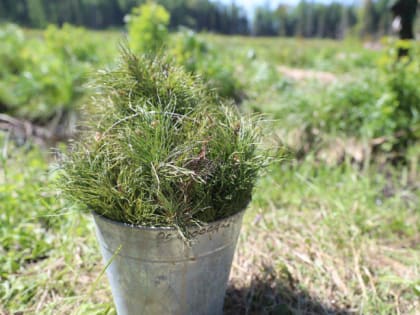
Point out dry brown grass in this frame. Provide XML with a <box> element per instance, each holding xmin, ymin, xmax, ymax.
<box><xmin>3</xmin><ymin>196</ymin><xmax>418</xmax><ymax>315</ymax></box>
<box><xmin>224</xmin><ymin>208</ymin><xmax>419</xmax><ymax>315</ymax></box>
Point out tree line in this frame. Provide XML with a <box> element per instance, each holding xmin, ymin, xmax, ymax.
<box><xmin>0</xmin><ymin>0</ymin><xmax>415</xmax><ymax>39</ymax></box>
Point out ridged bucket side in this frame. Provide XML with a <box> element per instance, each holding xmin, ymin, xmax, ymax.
<box><xmin>93</xmin><ymin>211</ymin><xmax>245</xmax><ymax>315</ymax></box>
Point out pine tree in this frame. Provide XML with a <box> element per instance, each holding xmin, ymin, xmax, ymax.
<box><xmin>361</xmin><ymin>0</ymin><xmax>377</xmax><ymax>37</ymax></box>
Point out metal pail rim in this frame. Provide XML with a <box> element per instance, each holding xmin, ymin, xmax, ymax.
<box><xmin>91</xmin><ymin>207</ymin><xmax>247</xmax><ymax>232</ymax></box>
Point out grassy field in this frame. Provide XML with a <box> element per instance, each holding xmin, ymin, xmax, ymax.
<box><xmin>0</xmin><ymin>31</ymin><xmax>419</xmax><ymax>315</ymax></box>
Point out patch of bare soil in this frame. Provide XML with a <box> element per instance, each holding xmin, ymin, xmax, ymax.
<box><xmin>277</xmin><ymin>66</ymin><xmax>337</xmax><ymax>84</ymax></box>
<box><xmin>363</xmin><ymin>42</ymin><xmax>383</xmax><ymax>51</ymax></box>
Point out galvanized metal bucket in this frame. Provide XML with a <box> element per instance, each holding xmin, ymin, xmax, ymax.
<box><xmin>92</xmin><ymin>210</ymin><xmax>245</xmax><ymax>315</ymax></box>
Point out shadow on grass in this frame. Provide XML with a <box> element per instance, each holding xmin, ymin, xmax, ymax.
<box><xmin>223</xmin><ymin>264</ymin><xmax>354</xmax><ymax>315</ymax></box>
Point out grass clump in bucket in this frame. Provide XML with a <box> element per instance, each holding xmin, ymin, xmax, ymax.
<box><xmin>59</xmin><ymin>49</ymin><xmax>276</xmax><ymax>235</ymax></box>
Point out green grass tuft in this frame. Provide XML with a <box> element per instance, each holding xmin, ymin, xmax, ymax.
<box><xmin>58</xmin><ymin>50</ymin><xmax>277</xmax><ymax>233</ymax></box>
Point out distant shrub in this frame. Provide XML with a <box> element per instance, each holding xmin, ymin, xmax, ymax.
<box><xmin>320</xmin><ymin>77</ymin><xmax>382</xmax><ymax>136</ymax></box>
<box><xmin>171</xmin><ymin>28</ymin><xmax>243</xmax><ymax>101</ymax></box>
<box><xmin>171</xmin><ymin>28</ymin><xmax>208</xmax><ymax>73</ymax></box>
<box><xmin>44</xmin><ymin>23</ymin><xmax>100</xmax><ymax>62</ymax></box>
<box><xmin>126</xmin><ymin>2</ymin><xmax>170</xmax><ymax>55</ymax></box>
<box><xmin>311</xmin><ymin>53</ymin><xmax>419</xmax><ymax>152</ymax></box>
<box><xmin>264</xmin><ymin>40</ymin><xmax>419</xmax><ymax>156</ymax></box>
<box><xmin>0</xmin><ymin>24</ymin><xmax>26</xmax><ymax>77</ymax></box>
<box><xmin>125</xmin><ymin>5</ymin><xmax>242</xmax><ymax>101</ymax></box>
<box><xmin>0</xmin><ymin>24</ymin><xmax>111</xmax><ymax>125</ymax></box>
<box><xmin>378</xmin><ymin>40</ymin><xmax>420</xmax><ymax>147</ymax></box>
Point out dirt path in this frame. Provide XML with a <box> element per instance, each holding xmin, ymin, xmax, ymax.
<box><xmin>277</xmin><ymin>66</ymin><xmax>337</xmax><ymax>84</ymax></box>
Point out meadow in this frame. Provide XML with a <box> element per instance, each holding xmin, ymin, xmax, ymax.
<box><xmin>0</xmin><ymin>24</ymin><xmax>419</xmax><ymax>315</ymax></box>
